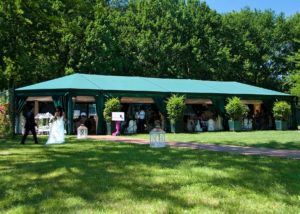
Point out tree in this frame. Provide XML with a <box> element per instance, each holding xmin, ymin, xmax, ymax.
<box><xmin>288</xmin><ymin>44</ymin><xmax>300</xmax><ymax>96</ymax></box>
<box><xmin>0</xmin><ymin>0</ymin><xmax>299</xmax><ymax>94</ymax></box>
<box><xmin>118</xmin><ymin>0</ymin><xmax>224</xmax><ymax>79</ymax></box>
<box><xmin>221</xmin><ymin>9</ymin><xmax>295</xmax><ymax>90</ymax></box>
<box><xmin>0</xmin><ymin>0</ymin><xmax>95</xmax><ymax>88</ymax></box>
<box><xmin>78</xmin><ymin>1</ymin><xmax>123</xmax><ymax>75</ymax></box>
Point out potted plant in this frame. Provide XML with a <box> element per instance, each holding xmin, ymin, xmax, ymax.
<box><xmin>273</xmin><ymin>101</ymin><xmax>291</xmax><ymax>130</ymax></box>
<box><xmin>225</xmin><ymin>97</ymin><xmax>249</xmax><ymax>131</ymax></box>
<box><xmin>103</xmin><ymin>98</ymin><xmax>121</xmax><ymax>135</ymax></box>
<box><xmin>166</xmin><ymin>94</ymin><xmax>186</xmax><ymax>133</ymax></box>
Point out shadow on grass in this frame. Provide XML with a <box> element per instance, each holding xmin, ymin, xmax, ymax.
<box><xmin>181</xmin><ymin>139</ymin><xmax>300</xmax><ymax>150</ymax></box>
<box><xmin>0</xmin><ymin>137</ymin><xmax>300</xmax><ymax>212</ymax></box>
<box><xmin>205</xmin><ymin>140</ymin><xmax>300</xmax><ymax>150</ymax></box>
<box><xmin>128</xmin><ymin>132</ymin><xmax>300</xmax><ymax>150</ymax></box>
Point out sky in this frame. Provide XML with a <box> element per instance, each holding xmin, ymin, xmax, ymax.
<box><xmin>204</xmin><ymin>0</ymin><xmax>300</xmax><ymax>17</ymax></box>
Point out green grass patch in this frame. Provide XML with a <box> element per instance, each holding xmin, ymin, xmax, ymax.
<box><xmin>0</xmin><ymin>137</ymin><xmax>300</xmax><ymax>213</ymax></box>
<box><xmin>132</xmin><ymin>131</ymin><xmax>300</xmax><ymax>150</ymax></box>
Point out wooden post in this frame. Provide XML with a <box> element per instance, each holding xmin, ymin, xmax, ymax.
<box><xmin>34</xmin><ymin>101</ymin><xmax>39</xmax><ymax>116</ymax></box>
<box><xmin>95</xmin><ymin>94</ymin><xmax>105</xmax><ymax>135</ymax></box>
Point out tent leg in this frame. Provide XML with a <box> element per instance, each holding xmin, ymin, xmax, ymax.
<box><xmin>67</xmin><ymin>95</ymin><xmax>74</xmax><ymax>134</ymax></box>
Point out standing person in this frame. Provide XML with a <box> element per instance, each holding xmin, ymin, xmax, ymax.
<box><xmin>21</xmin><ymin>105</ymin><xmax>39</xmax><ymax>144</ymax></box>
<box><xmin>89</xmin><ymin>116</ymin><xmax>96</xmax><ymax>134</ymax></box>
<box><xmin>46</xmin><ymin>106</ymin><xmax>65</xmax><ymax>145</ymax></box>
<box><xmin>134</xmin><ymin>107</ymin><xmax>139</xmax><ymax>120</ymax></box>
<box><xmin>138</xmin><ymin>107</ymin><xmax>145</xmax><ymax>133</ymax></box>
<box><xmin>79</xmin><ymin>112</ymin><xmax>87</xmax><ymax>125</ymax></box>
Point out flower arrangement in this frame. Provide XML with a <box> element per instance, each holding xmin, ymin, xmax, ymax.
<box><xmin>0</xmin><ymin>103</ymin><xmax>12</xmax><ymax>137</ymax></box>
<box><xmin>0</xmin><ymin>105</ymin><xmax>5</xmax><ymax>114</ymax></box>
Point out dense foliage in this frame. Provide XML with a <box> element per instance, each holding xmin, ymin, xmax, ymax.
<box><xmin>166</xmin><ymin>94</ymin><xmax>186</xmax><ymax>123</ymax></box>
<box><xmin>0</xmin><ymin>0</ymin><xmax>299</xmax><ymax>92</ymax></box>
<box><xmin>288</xmin><ymin>40</ymin><xmax>300</xmax><ymax>96</ymax></box>
<box><xmin>225</xmin><ymin>97</ymin><xmax>249</xmax><ymax>121</ymax></box>
<box><xmin>103</xmin><ymin>97</ymin><xmax>121</xmax><ymax>122</ymax></box>
<box><xmin>273</xmin><ymin>101</ymin><xmax>291</xmax><ymax>121</ymax></box>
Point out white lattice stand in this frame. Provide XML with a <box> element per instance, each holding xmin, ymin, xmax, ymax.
<box><xmin>149</xmin><ymin>128</ymin><xmax>166</xmax><ymax>148</ymax></box>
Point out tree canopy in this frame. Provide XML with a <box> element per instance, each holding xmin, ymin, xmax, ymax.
<box><xmin>1</xmin><ymin>0</ymin><xmax>299</xmax><ymax>92</ymax></box>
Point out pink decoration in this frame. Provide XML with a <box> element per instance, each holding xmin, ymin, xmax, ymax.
<box><xmin>112</xmin><ymin>121</ymin><xmax>121</xmax><ymax>136</ymax></box>
<box><xmin>0</xmin><ymin>105</ymin><xmax>5</xmax><ymax>114</ymax></box>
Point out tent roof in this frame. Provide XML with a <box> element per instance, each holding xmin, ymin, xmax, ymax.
<box><xmin>16</xmin><ymin>73</ymin><xmax>290</xmax><ymax>96</ymax></box>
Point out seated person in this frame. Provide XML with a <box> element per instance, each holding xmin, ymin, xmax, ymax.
<box><xmin>74</xmin><ymin>112</ymin><xmax>88</xmax><ymax>133</ymax></box>
<box><xmin>207</xmin><ymin>119</ymin><xmax>215</xmax><ymax>131</ymax></box>
<box><xmin>85</xmin><ymin>116</ymin><xmax>96</xmax><ymax>135</ymax></box>
<box><xmin>186</xmin><ymin>117</ymin><xmax>195</xmax><ymax>132</ymax></box>
<box><xmin>194</xmin><ymin>120</ymin><xmax>203</xmax><ymax>132</ymax></box>
<box><xmin>127</xmin><ymin>119</ymin><xmax>137</xmax><ymax>134</ymax></box>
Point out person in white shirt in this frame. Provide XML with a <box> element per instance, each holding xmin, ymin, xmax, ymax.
<box><xmin>137</xmin><ymin>107</ymin><xmax>145</xmax><ymax>133</ymax></box>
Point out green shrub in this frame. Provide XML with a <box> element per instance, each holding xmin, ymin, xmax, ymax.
<box><xmin>273</xmin><ymin>101</ymin><xmax>291</xmax><ymax>121</ymax></box>
<box><xmin>225</xmin><ymin>97</ymin><xmax>249</xmax><ymax>121</ymax></box>
<box><xmin>103</xmin><ymin>98</ymin><xmax>121</xmax><ymax>122</ymax></box>
<box><xmin>166</xmin><ymin>94</ymin><xmax>186</xmax><ymax>123</ymax></box>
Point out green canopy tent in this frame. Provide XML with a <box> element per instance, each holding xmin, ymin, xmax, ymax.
<box><xmin>15</xmin><ymin>73</ymin><xmax>295</xmax><ymax>134</ymax></box>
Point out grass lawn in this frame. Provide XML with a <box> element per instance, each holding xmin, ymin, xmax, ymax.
<box><xmin>0</xmin><ymin>136</ymin><xmax>300</xmax><ymax>213</ymax></box>
<box><xmin>132</xmin><ymin>131</ymin><xmax>300</xmax><ymax>150</ymax></box>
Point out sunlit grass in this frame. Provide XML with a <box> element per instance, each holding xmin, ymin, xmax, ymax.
<box><xmin>0</xmin><ymin>136</ymin><xmax>300</xmax><ymax>213</ymax></box>
<box><xmin>132</xmin><ymin>131</ymin><xmax>300</xmax><ymax>150</ymax></box>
